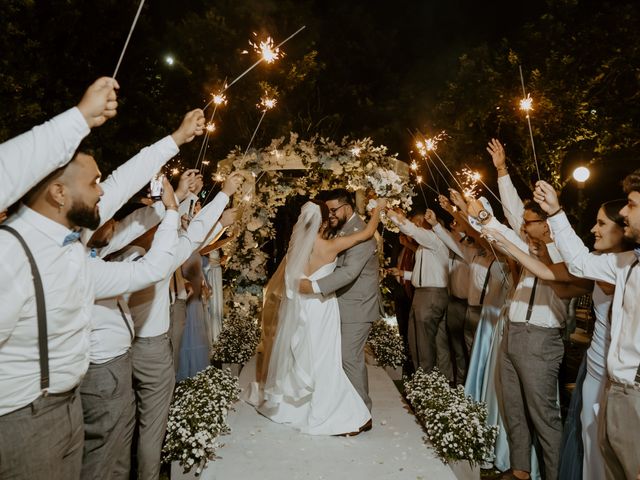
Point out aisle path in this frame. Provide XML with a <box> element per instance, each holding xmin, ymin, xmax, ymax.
<box><xmin>173</xmin><ymin>358</ymin><xmax>456</xmax><ymax>480</ymax></box>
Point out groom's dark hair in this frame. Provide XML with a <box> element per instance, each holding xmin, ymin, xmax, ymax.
<box><xmin>324</xmin><ymin>188</ymin><xmax>354</xmax><ymax>207</ymax></box>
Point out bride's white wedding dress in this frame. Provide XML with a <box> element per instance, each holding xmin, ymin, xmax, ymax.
<box><xmin>257</xmin><ymin>259</ymin><xmax>371</xmax><ymax>435</ymax></box>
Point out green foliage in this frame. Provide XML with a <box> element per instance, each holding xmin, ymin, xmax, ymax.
<box><xmin>428</xmin><ymin>1</ymin><xmax>640</xmax><ymax>201</ymax></box>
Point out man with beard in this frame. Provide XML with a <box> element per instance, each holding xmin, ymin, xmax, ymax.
<box><xmin>535</xmin><ymin>172</ymin><xmax>640</xmax><ymax>480</ymax></box>
<box><xmin>0</xmin><ymin>111</ymin><xmax>204</xmax><ymax>479</ymax></box>
<box><xmin>299</xmin><ymin>188</ymin><xmax>379</xmax><ymax>424</ymax></box>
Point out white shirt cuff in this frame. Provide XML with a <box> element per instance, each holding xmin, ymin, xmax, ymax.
<box><xmin>311</xmin><ymin>281</ymin><xmax>321</xmax><ymax>294</ymax></box>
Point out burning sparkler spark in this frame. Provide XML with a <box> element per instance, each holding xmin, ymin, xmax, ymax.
<box><xmin>460</xmin><ymin>167</ymin><xmax>482</xmax><ymax>199</ymax></box>
<box><xmin>205</xmin><ymin>122</ymin><xmax>216</xmax><ymax>133</ymax></box>
<box><xmin>350</xmin><ymin>147</ymin><xmax>361</xmax><ymax>157</ymax></box>
<box><xmin>410</xmin><ymin>160</ymin><xmax>418</xmax><ymax>171</ymax></box>
<box><xmin>415</xmin><ymin>131</ymin><xmax>447</xmax><ymax>155</ymax></box>
<box><xmin>213</xmin><ymin>173</ymin><xmax>224</xmax><ymax>182</ymax></box>
<box><xmin>212</xmin><ymin>92</ymin><xmax>228</xmax><ymax>106</ymax></box>
<box><xmin>244</xmin><ymin>34</ymin><xmax>283</xmax><ymax>64</ymax></box>
<box><xmin>416</xmin><ymin>175</ymin><xmax>423</xmax><ymax>183</ymax></box>
<box><xmin>519</xmin><ymin>93</ymin><xmax>533</xmax><ymax>114</ymax></box>
<box><xmin>171</xmin><ymin>168</ymin><xmax>179</xmax><ymax>175</ymax></box>
<box><xmin>258</xmin><ymin>94</ymin><xmax>277</xmax><ymax>112</ymax></box>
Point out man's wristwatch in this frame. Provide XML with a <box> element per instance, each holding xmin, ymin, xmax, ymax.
<box><xmin>477</xmin><ymin>209</ymin><xmax>490</xmax><ymax>224</ymax></box>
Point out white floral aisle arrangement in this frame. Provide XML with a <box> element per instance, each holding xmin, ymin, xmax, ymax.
<box><xmin>366</xmin><ymin>318</ymin><xmax>406</xmax><ymax>368</ymax></box>
<box><xmin>163</xmin><ymin>366</ymin><xmax>240</xmax><ymax>476</ymax></box>
<box><xmin>404</xmin><ymin>368</ymin><xmax>498</xmax><ymax>467</ymax></box>
<box><xmin>211</xmin><ymin>288</ymin><xmax>262</xmax><ymax>365</ymax></box>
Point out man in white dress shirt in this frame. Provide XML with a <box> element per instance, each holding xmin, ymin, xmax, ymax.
<box><xmin>534</xmin><ymin>172</ymin><xmax>640</xmax><ymax>480</ymax></box>
<box><xmin>0</xmin><ymin>77</ymin><xmax>118</xmax><ymax>211</ymax></box>
<box><xmin>79</xmin><ymin>172</ymin><xmax>198</xmax><ymax>480</ymax></box>
<box><xmin>387</xmin><ymin>210</ymin><xmax>450</xmax><ymax>374</ymax></box>
<box><xmin>474</xmin><ymin>139</ymin><xmax>570</xmax><ymax>480</ymax></box>
<box><xmin>121</xmin><ymin>174</ymin><xmax>242</xmax><ymax>480</ymax></box>
<box><xmin>0</xmin><ymin>108</ymin><xmax>205</xmax><ymax>480</ymax></box>
<box><xmin>0</xmin><ymin>154</ymin><xmax>184</xmax><ymax>479</ymax></box>
<box><xmin>425</xmin><ymin>207</ymin><xmax>494</xmax><ymax>382</ymax></box>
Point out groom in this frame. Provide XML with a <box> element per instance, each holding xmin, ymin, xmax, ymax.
<box><xmin>300</xmin><ymin>188</ymin><xmax>380</xmax><ymax>421</ymax></box>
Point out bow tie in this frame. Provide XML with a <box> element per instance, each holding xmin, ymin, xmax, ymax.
<box><xmin>62</xmin><ymin>231</ymin><xmax>82</xmax><ymax>246</ymax></box>
<box><xmin>635</xmin><ymin>247</ymin><xmax>640</xmax><ymax>260</ymax></box>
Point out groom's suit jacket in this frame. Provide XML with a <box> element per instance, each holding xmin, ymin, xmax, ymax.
<box><xmin>316</xmin><ymin>214</ymin><xmax>381</xmax><ymax>324</ymax></box>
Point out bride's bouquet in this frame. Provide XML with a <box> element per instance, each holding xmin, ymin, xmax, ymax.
<box><xmin>163</xmin><ymin>366</ymin><xmax>240</xmax><ymax>475</ymax></box>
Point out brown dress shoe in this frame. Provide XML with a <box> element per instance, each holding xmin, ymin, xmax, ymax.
<box><xmin>359</xmin><ymin>418</ymin><xmax>373</xmax><ymax>432</ymax></box>
<box><xmin>335</xmin><ymin>419</ymin><xmax>372</xmax><ymax>437</ymax></box>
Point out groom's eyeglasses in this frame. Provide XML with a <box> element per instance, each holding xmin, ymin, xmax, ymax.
<box><xmin>328</xmin><ymin>203</ymin><xmax>348</xmax><ymax>215</ymax></box>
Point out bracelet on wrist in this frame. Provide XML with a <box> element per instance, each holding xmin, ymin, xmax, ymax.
<box><xmin>548</xmin><ymin>207</ymin><xmax>563</xmax><ymax>218</ymax></box>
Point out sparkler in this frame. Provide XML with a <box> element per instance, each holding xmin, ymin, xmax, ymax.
<box><xmin>462</xmin><ymin>164</ymin><xmax>515</xmax><ymax>219</ymax></box>
<box><xmin>414</xmin><ymin>176</ymin><xmax>429</xmax><ymax>207</ymax></box>
<box><xmin>112</xmin><ymin>0</ymin><xmax>146</xmax><ymax>79</ymax></box>
<box><xmin>202</xmin><ymin>25</ymin><xmax>306</xmax><ymax>110</ymax></box>
<box><xmin>195</xmin><ymin>89</ymin><xmax>227</xmax><ymax>171</ymax></box>
<box><xmin>246</xmin><ymin>93</ymin><xmax>279</xmax><ymax>185</ymax></box>
<box><xmin>244</xmin><ymin>34</ymin><xmax>283</xmax><ymax>64</ymax></box>
<box><xmin>459</xmin><ymin>167</ymin><xmax>481</xmax><ymax>199</ymax></box>
<box><xmin>518</xmin><ymin>65</ymin><xmax>541</xmax><ymax>181</ymax></box>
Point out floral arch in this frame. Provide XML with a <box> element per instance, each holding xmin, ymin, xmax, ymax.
<box><xmin>210</xmin><ymin>133</ymin><xmax>415</xmax><ymax>364</ymax></box>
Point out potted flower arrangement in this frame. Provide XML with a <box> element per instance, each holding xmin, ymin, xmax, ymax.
<box><xmin>404</xmin><ymin>368</ymin><xmax>498</xmax><ymax>480</ymax></box>
<box><xmin>163</xmin><ymin>366</ymin><xmax>240</xmax><ymax>476</ymax></box>
<box><xmin>366</xmin><ymin>318</ymin><xmax>406</xmax><ymax>379</ymax></box>
<box><xmin>211</xmin><ymin>290</ymin><xmax>262</xmax><ymax>374</ymax></box>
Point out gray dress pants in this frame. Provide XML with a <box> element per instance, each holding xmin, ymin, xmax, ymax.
<box><xmin>341</xmin><ymin>321</ymin><xmax>373</xmax><ymax>412</ymax></box>
<box><xmin>169</xmin><ymin>299</ymin><xmax>187</xmax><ymax>373</ymax></box>
<box><xmin>407</xmin><ymin>287</ymin><xmax>449</xmax><ymax>373</ymax></box>
<box><xmin>80</xmin><ymin>351</ymin><xmax>135</xmax><ymax>480</ymax></box>
<box><xmin>500</xmin><ymin>321</ymin><xmax>564</xmax><ymax>480</ymax></box>
<box><xmin>132</xmin><ymin>333</ymin><xmax>175</xmax><ymax>480</ymax></box>
<box><xmin>599</xmin><ymin>382</ymin><xmax>640</xmax><ymax>480</ymax></box>
<box><xmin>0</xmin><ymin>389</ymin><xmax>83</xmax><ymax>480</ymax></box>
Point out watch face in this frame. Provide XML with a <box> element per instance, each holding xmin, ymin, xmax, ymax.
<box><xmin>478</xmin><ymin>209</ymin><xmax>489</xmax><ymax>221</ymax></box>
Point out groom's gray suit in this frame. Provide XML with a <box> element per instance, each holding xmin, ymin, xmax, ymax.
<box><xmin>316</xmin><ymin>213</ymin><xmax>380</xmax><ymax>411</ymax></box>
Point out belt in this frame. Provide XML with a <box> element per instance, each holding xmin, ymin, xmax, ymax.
<box><xmin>45</xmin><ymin>386</ymin><xmax>79</xmax><ymax>398</ymax></box>
<box><xmin>608</xmin><ymin>378</ymin><xmax>640</xmax><ymax>392</ymax></box>
<box><xmin>450</xmin><ymin>295</ymin><xmax>468</xmax><ymax>303</ymax></box>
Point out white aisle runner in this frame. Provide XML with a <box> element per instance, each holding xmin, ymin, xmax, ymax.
<box><xmin>173</xmin><ymin>358</ymin><xmax>456</xmax><ymax>480</ymax></box>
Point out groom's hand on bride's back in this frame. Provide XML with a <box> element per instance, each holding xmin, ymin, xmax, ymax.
<box><xmin>299</xmin><ymin>279</ymin><xmax>313</xmax><ymax>294</ymax></box>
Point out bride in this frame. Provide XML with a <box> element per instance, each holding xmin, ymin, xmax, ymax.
<box><xmin>256</xmin><ymin>198</ymin><xmax>385</xmax><ymax>435</ymax></box>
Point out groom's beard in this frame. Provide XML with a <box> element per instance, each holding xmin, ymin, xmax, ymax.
<box><xmin>333</xmin><ymin>216</ymin><xmax>347</xmax><ymax>231</ymax></box>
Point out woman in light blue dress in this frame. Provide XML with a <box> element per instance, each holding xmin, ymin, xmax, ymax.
<box><xmin>176</xmin><ymin>251</ymin><xmax>210</xmax><ymax>382</ymax></box>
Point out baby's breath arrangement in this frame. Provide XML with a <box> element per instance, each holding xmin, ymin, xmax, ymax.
<box><xmin>366</xmin><ymin>318</ymin><xmax>406</xmax><ymax>368</ymax></box>
<box><xmin>405</xmin><ymin>368</ymin><xmax>498</xmax><ymax>466</ymax></box>
<box><xmin>211</xmin><ymin>290</ymin><xmax>262</xmax><ymax>364</ymax></box>
<box><xmin>162</xmin><ymin>366</ymin><xmax>240</xmax><ymax>476</ymax></box>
